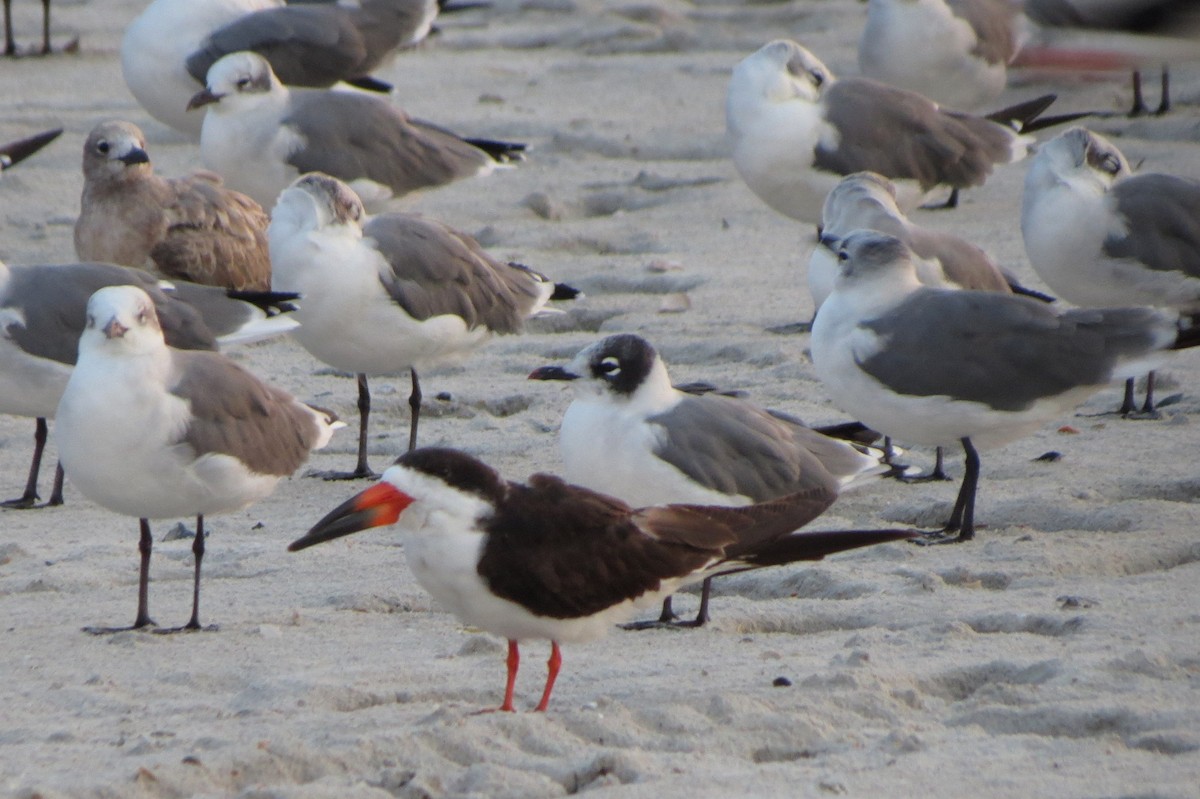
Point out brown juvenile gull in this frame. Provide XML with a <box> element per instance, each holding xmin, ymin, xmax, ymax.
<box><xmin>268</xmin><ymin>173</ymin><xmax>576</xmax><ymax>479</ymax></box>
<box><xmin>0</xmin><ymin>258</ymin><xmax>298</xmax><ymax>509</ymax></box>
<box><xmin>75</xmin><ymin>120</ymin><xmax>272</xmax><ymax>292</ymax></box>
<box><xmin>290</xmin><ymin>447</ymin><xmax>916</xmax><ymax>712</ymax></box>
<box><xmin>55</xmin><ymin>285</ymin><xmax>340</xmax><ymax>633</ymax></box>
<box><xmin>188</xmin><ymin>51</ymin><xmax>525</xmax><ymax>211</ymax></box>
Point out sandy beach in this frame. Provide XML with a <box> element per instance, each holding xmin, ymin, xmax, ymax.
<box><xmin>2</xmin><ymin>1</ymin><xmax>1200</xmax><ymax>796</ymax></box>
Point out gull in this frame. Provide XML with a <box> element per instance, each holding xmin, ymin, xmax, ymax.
<box><xmin>528</xmin><ymin>332</ymin><xmax>892</xmax><ymax>627</ymax></box>
<box><xmin>810</xmin><ymin>230</ymin><xmax>1198</xmax><ymax>543</ymax></box>
<box><xmin>185</xmin><ymin>0</ymin><xmax>441</xmax><ymax>96</ymax></box>
<box><xmin>809</xmin><ymin>171</ymin><xmax>1018</xmax><ymax>313</ymax></box>
<box><xmin>189</xmin><ymin>50</ymin><xmax>525</xmax><ymax>210</ymax></box>
<box><xmin>289</xmin><ymin>447</ymin><xmax>915</xmax><ymax>711</ymax></box>
<box><xmin>0</xmin><ymin>127</ymin><xmax>61</xmax><ymax>172</ymax></box>
<box><xmin>76</xmin><ymin>120</ymin><xmax>272</xmax><ymax>292</ymax></box>
<box><xmin>726</xmin><ymin>39</ymin><xmax>1061</xmax><ymax>222</ymax></box>
<box><xmin>0</xmin><ymin>259</ymin><xmax>298</xmax><ymax>509</ymax></box>
<box><xmin>858</xmin><ymin>0</ymin><xmax>1025</xmax><ymax>111</ymax></box>
<box><xmin>122</xmin><ymin>0</ymin><xmax>282</xmax><ymax>140</ymax></box>
<box><xmin>55</xmin><ymin>285</ymin><xmax>339</xmax><ymax>633</ymax></box>
<box><xmin>1022</xmin><ymin>126</ymin><xmax>1200</xmax><ymax>414</ymax></box>
<box><xmin>268</xmin><ymin>172</ymin><xmax>574</xmax><ymax>478</ymax></box>
<box><xmin>811</xmin><ymin>171</ymin><xmax>1054</xmax><ymax>481</ymax></box>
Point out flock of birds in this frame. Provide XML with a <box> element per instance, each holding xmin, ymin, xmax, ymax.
<box><xmin>1</xmin><ymin>0</ymin><xmax>1199</xmax><ymax>712</ymax></box>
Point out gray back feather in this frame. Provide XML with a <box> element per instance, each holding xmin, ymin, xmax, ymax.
<box><xmin>817</xmin><ymin>79</ymin><xmax>1014</xmax><ymax>190</ymax></box>
<box><xmin>650</xmin><ymin>394</ymin><xmax>842</xmax><ymax>501</ymax></box>
<box><xmin>365</xmin><ymin>214</ymin><xmax>543</xmax><ymax>331</ymax></box>
<box><xmin>1105</xmin><ymin>174</ymin><xmax>1200</xmax><ymax>279</ymax></box>
<box><xmin>285</xmin><ymin>93</ymin><xmax>490</xmax><ymax>196</ymax></box>
<box><xmin>171</xmin><ymin>350</ymin><xmax>321</xmax><ymax>475</ymax></box>
<box><xmin>858</xmin><ymin>289</ymin><xmax>1173</xmax><ymax>411</ymax></box>
<box><xmin>4</xmin><ymin>263</ymin><xmax>217</xmax><ymax>365</ymax></box>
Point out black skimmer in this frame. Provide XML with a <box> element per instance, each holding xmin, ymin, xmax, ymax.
<box><xmin>289</xmin><ymin>447</ymin><xmax>917</xmax><ymax>711</ymax></box>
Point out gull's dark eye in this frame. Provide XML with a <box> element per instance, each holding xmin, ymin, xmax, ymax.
<box><xmin>136</xmin><ymin>309</ymin><xmax>148</xmax><ymax>324</ymax></box>
<box><xmin>838</xmin><ymin>250</ymin><xmax>849</xmax><ymax>262</ymax></box>
<box><xmin>97</xmin><ymin>140</ymin><xmax>110</xmax><ymax>154</ymax></box>
<box><xmin>236</xmin><ymin>77</ymin><xmax>251</xmax><ymax>89</ymax></box>
<box><xmin>809</xmin><ymin>69</ymin><xmax>824</xmax><ymax>87</ymax></box>
<box><xmin>1100</xmin><ymin>154</ymin><xmax>1121</xmax><ymax>175</ymax></box>
<box><xmin>85</xmin><ymin>313</ymin><xmax>95</xmax><ymax>328</ymax></box>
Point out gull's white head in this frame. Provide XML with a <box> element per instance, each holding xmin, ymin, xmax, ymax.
<box><xmin>187</xmin><ymin>51</ymin><xmax>281</xmax><ymax>115</ymax></box>
<box><xmin>834</xmin><ymin>230</ymin><xmax>921</xmax><ymax>289</ymax></box>
<box><xmin>82</xmin><ymin>120</ymin><xmax>152</xmax><ymax>184</ymax></box>
<box><xmin>727</xmin><ymin>39</ymin><xmax>834</xmax><ymax>135</ymax></box>
<box><xmin>821</xmin><ymin>172</ymin><xmax>907</xmax><ymax>237</ymax></box>
<box><xmin>272</xmin><ymin>172</ymin><xmax>367</xmax><ymax>234</ymax></box>
<box><xmin>1027</xmin><ymin>126</ymin><xmax>1131</xmax><ymax>197</ymax></box>
<box><xmin>81</xmin><ymin>285</ymin><xmax>165</xmax><ymax>356</ymax></box>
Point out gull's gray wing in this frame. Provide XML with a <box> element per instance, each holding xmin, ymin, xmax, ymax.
<box><xmin>649</xmin><ymin>393</ymin><xmax>843</xmax><ymax>501</ymax></box>
<box><xmin>186</xmin><ymin>6</ymin><xmax>367</xmax><ymax>88</ymax></box>
<box><xmin>950</xmin><ymin>0</ymin><xmax>1020</xmax><ymax>65</ymax></box>
<box><xmin>285</xmin><ymin>92</ymin><xmax>492</xmax><ymax>196</ymax></box>
<box><xmin>817</xmin><ymin>79</ymin><xmax>1014</xmax><ymax>190</ymax></box>
<box><xmin>856</xmin><ymin>289</ymin><xmax>1173</xmax><ymax>411</ymax></box>
<box><xmin>171</xmin><ymin>350</ymin><xmax>322</xmax><ymax>476</ymax></box>
<box><xmin>1105</xmin><ymin>173</ymin><xmax>1200</xmax><ymax>279</ymax></box>
<box><xmin>364</xmin><ymin>214</ymin><xmax>543</xmax><ymax>331</ymax></box>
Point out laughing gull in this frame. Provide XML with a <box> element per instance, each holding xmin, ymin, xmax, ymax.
<box><xmin>812</xmin><ymin>172</ymin><xmax>1056</xmax><ymax>481</ymax></box>
<box><xmin>0</xmin><ymin>259</ymin><xmax>298</xmax><ymax>509</ymax></box>
<box><xmin>810</xmin><ymin>230</ymin><xmax>1199</xmax><ymax>543</ymax></box>
<box><xmin>726</xmin><ymin>39</ymin><xmax>1059</xmax><ymax>222</ymax></box>
<box><xmin>56</xmin><ymin>285</ymin><xmax>339</xmax><ymax>633</ymax></box>
<box><xmin>0</xmin><ymin>127</ymin><xmax>61</xmax><ymax>173</ymax></box>
<box><xmin>528</xmin><ymin>333</ymin><xmax>892</xmax><ymax>627</ymax></box>
<box><xmin>289</xmin><ymin>447</ymin><xmax>915</xmax><ymax>711</ymax></box>
<box><xmin>122</xmin><ymin>0</ymin><xmax>282</xmax><ymax>139</ymax></box>
<box><xmin>269</xmin><ymin>173</ymin><xmax>574</xmax><ymax>478</ymax></box>
<box><xmin>189</xmin><ymin>50</ymin><xmax>525</xmax><ymax>210</ymax></box>
<box><xmin>1022</xmin><ymin>126</ymin><xmax>1200</xmax><ymax>414</ymax></box>
<box><xmin>185</xmin><ymin>0</ymin><xmax>439</xmax><ymax>96</ymax></box>
<box><xmin>75</xmin><ymin>120</ymin><xmax>272</xmax><ymax>292</ymax></box>
<box><xmin>858</xmin><ymin>0</ymin><xmax>1025</xmax><ymax>111</ymax></box>
<box><xmin>810</xmin><ymin>171</ymin><xmax>1018</xmax><ymax>313</ymax></box>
